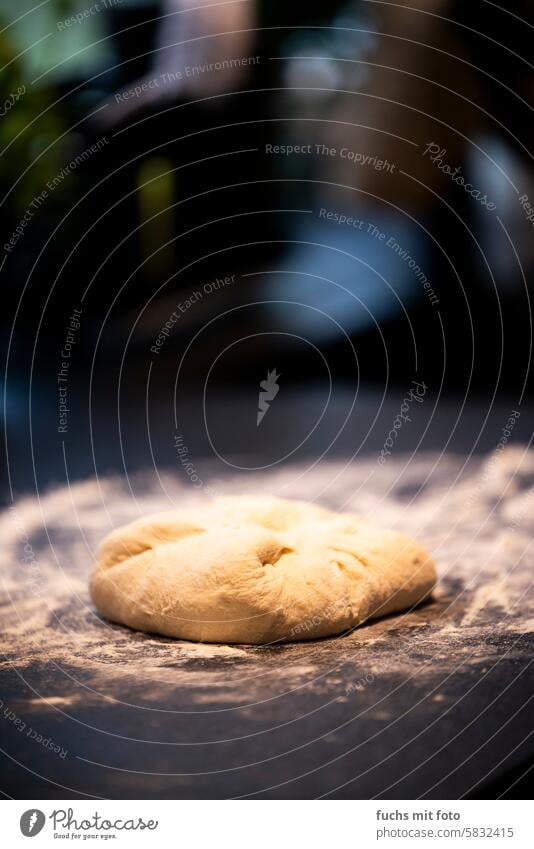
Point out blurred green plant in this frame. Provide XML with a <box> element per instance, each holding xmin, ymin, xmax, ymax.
<box><xmin>0</xmin><ymin>0</ymin><xmax>115</xmax><ymax>214</ymax></box>
<box><xmin>0</xmin><ymin>12</ymin><xmax>69</xmax><ymax>214</ymax></box>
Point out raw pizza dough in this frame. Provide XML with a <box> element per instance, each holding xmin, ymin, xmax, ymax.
<box><xmin>90</xmin><ymin>496</ymin><xmax>436</xmax><ymax>644</ymax></box>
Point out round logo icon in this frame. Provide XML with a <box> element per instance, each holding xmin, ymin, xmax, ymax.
<box><xmin>20</xmin><ymin>810</ymin><xmax>46</xmax><ymax>837</ymax></box>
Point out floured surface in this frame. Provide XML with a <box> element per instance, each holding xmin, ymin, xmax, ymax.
<box><xmin>1</xmin><ymin>447</ymin><xmax>533</xmax><ymax>798</ymax></box>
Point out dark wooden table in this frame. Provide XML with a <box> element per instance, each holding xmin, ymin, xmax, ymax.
<box><xmin>2</xmin><ymin>393</ymin><xmax>533</xmax><ymax>798</ymax></box>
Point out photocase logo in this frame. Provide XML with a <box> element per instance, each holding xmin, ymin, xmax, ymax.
<box><xmin>257</xmin><ymin>369</ymin><xmax>280</xmax><ymax>426</ymax></box>
<box><xmin>20</xmin><ymin>810</ymin><xmax>45</xmax><ymax>837</ymax></box>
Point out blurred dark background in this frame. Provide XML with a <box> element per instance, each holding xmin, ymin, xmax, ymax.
<box><xmin>2</xmin><ymin>0</ymin><xmax>533</xmax><ymax>496</ymax></box>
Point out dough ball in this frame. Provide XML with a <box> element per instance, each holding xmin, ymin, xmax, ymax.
<box><xmin>90</xmin><ymin>496</ymin><xmax>436</xmax><ymax>644</ymax></box>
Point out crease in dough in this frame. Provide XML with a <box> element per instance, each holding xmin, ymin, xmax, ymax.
<box><xmin>90</xmin><ymin>496</ymin><xmax>436</xmax><ymax>644</ymax></box>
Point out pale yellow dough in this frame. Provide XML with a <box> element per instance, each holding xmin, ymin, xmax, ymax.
<box><xmin>90</xmin><ymin>496</ymin><xmax>436</xmax><ymax>644</ymax></box>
